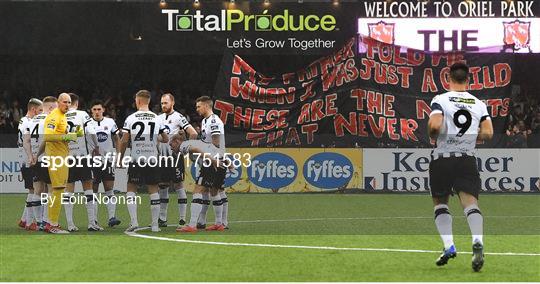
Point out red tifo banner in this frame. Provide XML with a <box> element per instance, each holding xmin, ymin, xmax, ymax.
<box><xmin>213</xmin><ymin>36</ymin><xmax>513</xmax><ymax>147</ymax></box>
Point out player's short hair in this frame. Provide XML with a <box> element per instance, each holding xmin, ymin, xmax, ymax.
<box><xmin>27</xmin><ymin>98</ymin><xmax>43</xmax><ymax>109</ymax></box>
<box><xmin>135</xmin><ymin>90</ymin><xmax>151</xmax><ymax>101</ymax></box>
<box><xmin>90</xmin><ymin>100</ymin><xmax>104</xmax><ymax>108</ymax></box>
<box><xmin>195</xmin><ymin>96</ymin><xmax>213</xmax><ymax>106</ymax></box>
<box><xmin>69</xmin><ymin>93</ymin><xmax>79</xmax><ymax>103</ymax></box>
<box><xmin>449</xmin><ymin>62</ymin><xmax>469</xmax><ymax>84</ymax></box>
<box><xmin>42</xmin><ymin>96</ymin><xmax>57</xmax><ymax>103</ymax></box>
<box><xmin>162</xmin><ymin>93</ymin><xmax>175</xmax><ymax>102</ymax></box>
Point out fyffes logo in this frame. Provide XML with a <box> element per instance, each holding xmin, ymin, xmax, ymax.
<box><xmin>248</xmin><ymin>153</ymin><xmax>297</xmax><ymax>189</ymax></box>
<box><xmin>303</xmin><ymin>152</ymin><xmax>353</xmax><ymax>189</ymax></box>
<box><xmin>162</xmin><ymin>9</ymin><xmax>336</xmax><ymax>32</ymax></box>
<box><xmin>190</xmin><ymin>163</ymin><xmax>242</xmax><ymax>188</ymax></box>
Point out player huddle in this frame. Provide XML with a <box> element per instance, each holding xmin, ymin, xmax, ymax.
<box><xmin>17</xmin><ymin>90</ymin><xmax>229</xmax><ymax>234</ymax></box>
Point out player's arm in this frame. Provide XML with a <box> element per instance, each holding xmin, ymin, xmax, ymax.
<box><xmin>111</xmin><ymin>121</ymin><xmax>121</xmax><ymax>151</ymax></box>
<box><xmin>43</xmin><ymin>117</ymin><xmax>77</xmax><ymax>142</ymax></box>
<box><xmin>185</xmin><ymin>125</ymin><xmax>198</xmax><ymax>139</ymax></box>
<box><xmin>84</xmin><ymin>120</ymin><xmax>100</xmax><ymax>155</ymax></box>
<box><xmin>478</xmin><ymin>117</ymin><xmax>493</xmax><ymax>141</ymax></box>
<box><xmin>22</xmin><ymin>131</ymin><xmax>34</xmax><ymax>165</ymax></box>
<box><xmin>428</xmin><ymin>114</ymin><xmax>443</xmax><ymax>139</ymax></box>
<box><xmin>159</xmin><ymin>132</ymin><xmax>169</xmax><ymax>143</ymax></box>
<box><xmin>158</xmin><ymin>118</ymin><xmax>169</xmax><ymax>143</ymax></box>
<box><xmin>37</xmin><ymin>140</ymin><xmax>45</xmax><ymax>158</ymax></box>
<box><xmin>117</xmin><ymin>130</ymin><xmax>129</xmax><ymax>158</ymax></box>
<box><xmin>428</xmin><ymin>96</ymin><xmax>443</xmax><ymax>139</ymax></box>
<box><xmin>211</xmin><ymin>133</ymin><xmax>221</xmax><ymax>148</ymax></box>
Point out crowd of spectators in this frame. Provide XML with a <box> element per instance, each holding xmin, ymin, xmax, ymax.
<box><xmin>503</xmin><ymin>87</ymin><xmax>540</xmax><ymax>148</ymax></box>
<box><xmin>1</xmin><ymin>86</ymin><xmax>539</xmax><ymax>148</ymax></box>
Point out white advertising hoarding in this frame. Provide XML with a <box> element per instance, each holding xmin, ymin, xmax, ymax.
<box><xmin>0</xmin><ymin>148</ymin><xmax>127</xmax><ymax>193</ymax></box>
<box><xmin>363</xmin><ymin>148</ymin><xmax>540</xmax><ymax>192</ymax></box>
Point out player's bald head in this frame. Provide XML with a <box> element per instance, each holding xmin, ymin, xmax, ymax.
<box><xmin>58</xmin><ymin>93</ymin><xmax>71</xmax><ymax>102</ymax></box>
<box><xmin>57</xmin><ymin>93</ymin><xmax>72</xmax><ymax>113</ymax></box>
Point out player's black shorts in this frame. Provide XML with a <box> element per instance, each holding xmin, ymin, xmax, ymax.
<box><xmin>195</xmin><ymin>164</ymin><xmax>226</xmax><ymax>189</ymax></box>
<box><xmin>128</xmin><ymin>163</ymin><xmax>160</xmax><ymax>185</ymax></box>
<box><xmin>33</xmin><ymin>161</ymin><xmax>51</xmax><ymax>184</ymax></box>
<box><xmin>429</xmin><ymin>155</ymin><xmax>481</xmax><ymax>199</ymax></box>
<box><xmin>68</xmin><ymin>157</ymin><xmax>93</xmax><ymax>183</ymax></box>
<box><xmin>159</xmin><ymin>157</ymin><xmax>185</xmax><ymax>183</ymax></box>
<box><xmin>92</xmin><ymin>161</ymin><xmax>115</xmax><ymax>184</ymax></box>
<box><xmin>21</xmin><ymin>166</ymin><xmax>35</xmax><ymax>189</ymax></box>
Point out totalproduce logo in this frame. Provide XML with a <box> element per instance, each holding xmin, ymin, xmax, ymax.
<box><xmin>162</xmin><ymin>9</ymin><xmax>336</xmax><ymax>32</ymax></box>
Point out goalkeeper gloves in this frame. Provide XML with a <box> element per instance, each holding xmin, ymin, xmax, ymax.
<box><xmin>75</xmin><ymin>125</ymin><xmax>84</xmax><ymax>137</ymax></box>
<box><xmin>62</xmin><ymin>133</ymin><xmax>78</xmax><ymax>142</ymax></box>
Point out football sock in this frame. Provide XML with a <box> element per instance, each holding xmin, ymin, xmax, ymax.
<box><xmin>150</xmin><ymin>193</ymin><xmax>161</xmax><ymax>228</ymax></box>
<box><xmin>220</xmin><ymin>191</ymin><xmax>228</xmax><ymax>226</ymax></box>
<box><xmin>159</xmin><ymin>187</ymin><xmax>169</xmax><ymax>221</ymax></box>
<box><xmin>63</xmin><ymin>192</ymin><xmax>75</xmax><ymax>227</ymax></box>
<box><xmin>84</xmin><ymin>190</ymin><xmax>96</xmax><ymax>226</ymax></box>
<box><xmin>48</xmin><ymin>188</ymin><xmax>63</xmax><ymax>226</ymax></box>
<box><xmin>188</xmin><ymin>193</ymin><xmax>203</xmax><ymax>227</ymax></box>
<box><xmin>464</xmin><ymin>204</ymin><xmax>483</xmax><ymax>244</ymax></box>
<box><xmin>42</xmin><ymin>200</ymin><xmax>48</xmax><ymax>224</ymax></box>
<box><xmin>94</xmin><ymin>193</ymin><xmax>99</xmax><ymax>223</ymax></box>
<box><xmin>177</xmin><ymin>187</ymin><xmax>187</xmax><ymax>221</ymax></box>
<box><xmin>434</xmin><ymin>204</ymin><xmax>454</xmax><ymax>250</ymax></box>
<box><xmin>126</xmin><ymin>192</ymin><xmax>138</xmax><ymax>226</ymax></box>
<box><xmin>21</xmin><ymin>205</ymin><xmax>28</xmax><ymax>221</ymax></box>
<box><xmin>197</xmin><ymin>192</ymin><xmax>209</xmax><ymax>225</ymax></box>
<box><xmin>25</xmin><ymin>194</ymin><xmax>33</xmax><ymax>224</ymax></box>
<box><xmin>32</xmin><ymin>194</ymin><xmax>42</xmax><ymax>223</ymax></box>
<box><xmin>105</xmin><ymin>190</ymin><xmax>116</xmax><ymax>219</ymax></box>
<box><xmin>211</xmin><ymin>194</ymin><xmax>223</xmax><ymax>225</ymax></box>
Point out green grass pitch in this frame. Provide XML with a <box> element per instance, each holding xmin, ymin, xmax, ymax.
<box><xmin>1</xmin><ymin>193</ymin><xmax>539</xmax><ymax>281</ymax></box>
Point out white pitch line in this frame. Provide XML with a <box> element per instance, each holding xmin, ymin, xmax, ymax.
<box><xmin>230</xmin><ymin>215</ymin><xmax>540</xmax><ymax>223</ymax></box>
<box><xmin>125</xmin><ymin>226</ymin><xmax>540</xmax><ymax>256</ymax></box>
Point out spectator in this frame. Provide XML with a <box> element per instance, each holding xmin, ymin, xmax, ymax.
<box><xmin>528</xmin><ymin>112</ymin><xmax>540</xmax><ymax>148</ymax></box>
<box><xmin>506</xmin><ymin>124</ymin><xmax>528</xmax><ymax>148</ymax></box>
<box><xmin>10</xmin><ymin>99</ymin><xmax>23</xmax><ymax>127</ymax></box>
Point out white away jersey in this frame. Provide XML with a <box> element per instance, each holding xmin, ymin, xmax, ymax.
<box><xmin>17</xmin><ymin>116</ymin><xmax>32</xmax><ymax>166</ymax></box>
<box><xmin>179</xmin><ymin>140</ymin><xmax>219</xmax><ymax>157</ymax></box>
<box><xmin>430</xmin><ymin>91</ymin><xmax>490</xmax><ymax>156</ymax></box>
<box><xmin>87</xmin><ymin>117</ymin><xmax>119</xmax><ymax>157</ymax></box>
<box><xmin>122</xmin><ymin>111</ymin><xmax>166</xmax><ymax>159</ymax></box>
<box><xmin>200</xmin><ymin>113</ymin><xmax>225</xmax><ymax>153</ymax></box>
<box><xmin>158</xmin><ymin>111</ymin><xmax>192</xmax><ymax>156</ymax></box>
<box><xmin>66</xmin><ymin>109</ymin><xmax>94</xmax><ymax>157</ymax></box>
<box><xmin>27</xmin><ymin>113</ymin><xmax>48</xmax><ymax>160</ymax></box>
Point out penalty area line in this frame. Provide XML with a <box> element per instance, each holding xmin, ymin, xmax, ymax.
<box><xmin>125</xmin><ymin>226</ymin><xmax>540</xmax><ymax>256</ymax></box>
